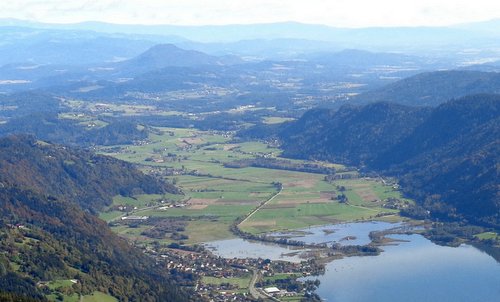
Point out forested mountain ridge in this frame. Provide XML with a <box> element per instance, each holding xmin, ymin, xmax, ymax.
<box><xmin>0</xmin><ymin>187</ymin><xmax>191</xmax><ymax>302</ymax></box>
<box><xmin>258</xmin><ymin>94</ymin><xmax>500</xmax><ymax>228</ymax></box>
<box><xmin>0</xmin><ymin>135</ymin><xmax>191</xmax><ymax>301</ymax></box>
<box><xmin>377</xmin><ymin>95</ymin><xmax>500</xmax><ymax>227</ymax></box>
<box><xmin>353</xmin><ymin>70</ymin><xmax>500</xmax><ymax>106</ymax></box>
<box><xmin>373</xmin><ymin>94</ymin><xmax>500</xmax><ymax>168</ymax></box>
<box><xmin>0</xmin><ymin>135</ymin><xmax>178</xmax><ymax>213</ymax></box>
<box><xmin>279</xmin><ymin>102</ymin><xmax>431</xmax><ymax>165</ymax></box>
<box><xmin>0</xmin><ymin>92</ymin><xmax>62</xmax><ymax>118</ymax></box>
<box><xmin>0</xmin><ymin>114</ymin><xmax>149</xmax><ymax>147</ymax></box>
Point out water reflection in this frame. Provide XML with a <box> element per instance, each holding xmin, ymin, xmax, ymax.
<box><xmin>204</xmin><ymin>238</ymin><xmax>309</xmax><ymax>262</ymax></box>
<box><xmin>206</xmin><ymin>222</ymin><xmax>500</xmax><ymax>302</ymax></box>
<box><xmin>308</xmin><ymin>234</ymin><xmax>500</xmax><ymax>302</ymax></box>
<box><xmin>270</xmin><ymin>221</ymin><xmax>401</xmax><ymax>246</ymax></box>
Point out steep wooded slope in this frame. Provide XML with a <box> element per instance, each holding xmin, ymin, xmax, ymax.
<box><xmin>0</xmin><ymin>135</ymin><xmax>177</xmax><ymax>213</ymax></box>
<box><xmin>0</xmin><ymin>135</ymin><xmax>190</xmax><ymax>301</ymax></box>
<box><xmin>275</xmin><ymin>95</ymin><xmax>500</xmax><ymax>227</ymax></box>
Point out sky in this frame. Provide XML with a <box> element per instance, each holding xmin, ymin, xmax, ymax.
<box><xmin>0</xmin><ymin>0</ymin><xmax>499</xmax><ymax>27</ymax></box>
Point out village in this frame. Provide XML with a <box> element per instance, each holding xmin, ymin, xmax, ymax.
<box><xmin>140</xmin><ymin>242</ymin><xmax>324</xmax><ymax>301</ymax></box>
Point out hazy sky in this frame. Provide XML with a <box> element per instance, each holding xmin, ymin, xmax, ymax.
<box><xmin>1</xmin><ymin>0</ymin><xmax>499</xmax><ymax>27</ymax></box>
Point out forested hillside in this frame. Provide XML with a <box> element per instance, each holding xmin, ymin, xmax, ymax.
<box><xmin>265</xmin><ymin>94</ymin><xmax>500</xmax><ymax>228</ymax></box>
<box><xmin>0</xmin><ymin>92</ymin><xmax>61</xmax><ymax>118</ymax></box>
<box><xmin>279</xmin><ymin>102</ymin><xmax>430</xmax><ymax>165</ymax></box>
<box><xmin>0</xmin><ymin>135</ymin><xmax>176</xmax><ymax>213</ymax></box>
<box><xmin>377</xmin><ymin>95</ymin><xmax>500</xmax><ymax>227</ymax></box>
<box><xmin>0</xmin><ymin>135</ymin><xmax>191</xmax><ymax>301</ymax></box>
<box><xmin>0</xmin><ymin>114</ymin><xmax>148</xmax><ymax>147</ymax></box>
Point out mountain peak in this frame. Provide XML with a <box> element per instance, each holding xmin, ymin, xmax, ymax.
<box><xmin>118</xmin><ymin>43</ymin><xmax>224</xmax><ymax>74</ymax></box>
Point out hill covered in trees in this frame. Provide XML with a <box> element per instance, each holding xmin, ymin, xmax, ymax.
<box><xmin>0</xmin><ymin>135</ymin><xmax>190</xmax><ymax>301</ymax></box>
<box><xmin>278</xmin><ymin>102</ymin><xmax>431</xmax><ymax>165</ymax></box>
<box><xmin>0</xmin><ymin>135</ymin><xmax>177</xmax><ymax>213</ymax></box>
<box><xmin>376</xmin><ymin>95</ymin><xmax>499</xmax><ymax>227</ymax></box>
<box><xmin>0</xmin><ymin>114</ymin><xmax>148</xmax><ymax>147</ymax></box>
<box><xmin>248</xmin><ymin>94</ymin><xmax>500</xmax><ymax>228</ymax></box>
<box><xmin>116</xmin><ymin>43</ymin><xmax>239</xmax><ymax>75</ymax></box>
<box><xmin>352</xmin><ymin>70</ymin><xmax>500</xmax><ymax>106</ymax></box>
<box><xmin>0</xmin><ymin>92</ymin><xmax>62</xmax><ymax>118</ymax></box>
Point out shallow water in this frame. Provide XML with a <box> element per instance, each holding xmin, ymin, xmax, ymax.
<box><xmin>205</xmin><ymin>221</ymin><xmax>400</xmax><ymax>262</ymax></box>
<box><xmin>204</xmin><ymin>238</ymin><xmax>308</xmax><ymax>262</ymax></box>
<box><xmin>205</xmin><ymin>221</ymin><xmax>402</xmax><ymax>262</ymax></box>
<box><xmin>269</xmin><ymin>221</ymin><xmax>401</xmax><ymax>246</ymax></box>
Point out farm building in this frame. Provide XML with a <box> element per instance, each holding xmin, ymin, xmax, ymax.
<box><xmin>264</xmin><ymin>287</ymin><xmax>280</xmax><ymax>294</ymax></box>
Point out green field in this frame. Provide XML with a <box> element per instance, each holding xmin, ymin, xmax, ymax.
<box><xmin>202</xmin><ymin>274</ymin><xmax>252</xmax><ymax>289</ymax></box>
<box><xmin>475</xmin><ymin>232</ymin><xmax>498</xmax><ymax>240</ymax></box>
<box><xmin>98</xmin><ymin>127</ymin><xmax>409</xmax><ymax>244</ymax></box>
<box><xmin>45</xmin><ymin>279</ymin><xmax>117</xmax><ymax>302</ymax></box>
<box><xmin>262</xmin><ymin>116</ymin><xmax>296</xmax><ymax>124</ymax></box>
<box><xmin>99</xmin><ymin>210</ymin><xmax>124</xmax><ymax>222</ymax></box>
<box><xmin>82</xmin><ymin>292</ymin><xmax>118</xmax><ymax>302</ymax></box>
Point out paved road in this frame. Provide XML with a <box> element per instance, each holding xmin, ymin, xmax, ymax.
<box><xmin>240</xmin><ymin>186</ymin><xmax>283</xmax><ymax>225</ymax></box>
<box><xmin>248</xmin><ymin>269</ymin><xmax>270</xmax><ymax>301</ymax></box>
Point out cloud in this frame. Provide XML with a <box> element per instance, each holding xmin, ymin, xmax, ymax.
<box><xmin>0</xmin><ymin>0</ymin><xmax>498</xmax><ymax>27</ymax></box>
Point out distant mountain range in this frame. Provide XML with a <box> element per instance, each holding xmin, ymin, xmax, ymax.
<box><xmin>0</xmin><ymin>18</ymin><xmax>499</xmax><ymax>65</ymax></box>
<box><xmin>0</xmin><ymin>42</ymin><xmax>243</xmax><ymax>93</ymax></box>
<box><xmin>0</xmin><ymin>26</ymin><xmax>161</xmax><ymax>66</ymax></box>
<box><xmin>1</xmin><ymin>46</ymin><xmax>430</xmax><ymax>105</ymax></box>
<box><xmin>353</xmin><ymin>70</ymin><xmax>500</xmax><ymax>106</ymax></box>
<box><xmin>246</xmin><ymin>94</ymin><xmax>500</xmax><ymax>228</ymax></box>
<box><xmin>2</xmin><ymin>18</ymin><xmax>499</xmax><ymax>47</ymax></box>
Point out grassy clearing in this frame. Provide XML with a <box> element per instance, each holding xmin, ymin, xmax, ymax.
<box><xmin>475</xmin><ymin>232</ymin><xmax>498</xmax><ymax>240</ymax></box>
<box><xmin>281</xmin><ymin>297</ymin><xmax>304</xmax><ymax>302</ymax></box>
<box><xmin>109</xmin><ymin>224</ymin><xmax>149</xmax><ymax>242</ymax></box>
<box><xmin>82</xmin><ymin>292</ymin><xmax>118</xmax><ymax>302</ymax></box>
<box><xmin>202</xmin><ymin>274</ymin><xmax>252</xmax><ymax>289</ymax></box>
<box><xmin>262</xmin><ymin>117</ymin><xmax>296</xmax><ymax>124</ymax></box>
<box><xmin>45</xmin><ymin>281</ymin><xmax>117</xmax><ymax>302</ymax></box>
<box><xmin>141</xmin><ymin>204</ymin><xmax>255</xmax><ymax>222</ymax></box>
<box><xmin>183</xmin><ymin>219</ymin><xmax>235</xmax><ymax>243</ymax></box>
<box><xmin>46</xmin><ymin>280</ymin><xmax>76</xmax><ymax>291</ymax></box>
<box><xmin>47</xmin><ymin>293</ymin><xmax>79</xmax><ymax>302</ymax></box>
<box><xmin>263</xmin><ymin>273</ymin><xmax>299</xmax><ymax>282</ymax></box>
<box><xmin>99</xmin><ymin>210</ymin><xmax>123</xmax><ymax>222</ymax></box>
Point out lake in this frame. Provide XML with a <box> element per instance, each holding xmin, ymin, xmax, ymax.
<box><xmin>308</xmin><ymin>234</ymin><xmax>500</xmax><ymax>302</ymax></box>
<box><xmin>205</xmin><ymin>221</ymin><xmax>400</xmax><ymax>262</ymax></box>
<box><xmin>206</xmin><ymin>221</ymin><xmax>499</xmax><ymax>301</ymax></box>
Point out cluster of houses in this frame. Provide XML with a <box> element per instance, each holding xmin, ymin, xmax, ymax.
<box><xmin>139</xmin><ymin>243</ymin><xmax>323</xmax><ymax>301</ymax></box>
<box><xmin>6</xmin><ymin>223</ymin><xmax>28</xmax><ymax>230</ymax></box>
<box><xmin>158</xmin><ymin>203</ymin><xmax>187</xmax><ymax>210</ymax></box>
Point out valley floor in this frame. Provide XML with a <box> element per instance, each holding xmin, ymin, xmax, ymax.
<box><xmin>95</xmin><ymin>127</ymin><xmax>417</xmax><ymax>300</ymax></box>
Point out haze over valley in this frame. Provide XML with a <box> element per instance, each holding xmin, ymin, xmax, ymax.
<box><xmin>0</xmin><ymin>2</ymin><xmax>499</xmax><ymax>301</ymax></box>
